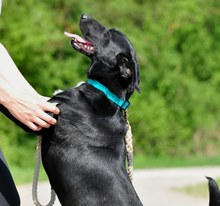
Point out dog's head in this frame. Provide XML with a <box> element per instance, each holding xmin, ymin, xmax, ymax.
<box><xmin>65</xmin><ymin>14</ymin><xmax>141</xmax><ymax>99</ymax></box>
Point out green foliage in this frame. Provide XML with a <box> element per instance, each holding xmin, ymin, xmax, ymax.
<box><xmin>1</xmin><ymin>0</ymin><xmax>220</xmax><ymax>170</ymax></box>
<box><xmin>129</xmin><ymin>0</ymin><xmax>220</xmax><ymax>157</ymax></box>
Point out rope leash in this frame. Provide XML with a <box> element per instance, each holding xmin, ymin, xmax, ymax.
<box><xmin>32</xmin><ymin>110</ymin><xmax>134</xmax><ymax>205</ymax></box>
<box><xmin>32</xmin><ymin>135</ymin><xmax>56</xmax><ymax>206</ymax></box>
<box><xmin>125</xmin><ymin>110</ymin><xmax>134</xmax><ymax>182</ymax></box>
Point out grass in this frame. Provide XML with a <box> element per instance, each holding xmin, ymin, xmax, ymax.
<box><xmin>9</xmin><ymin>154</ymin><xmax>220</xmax><ymax>186</ymax></box>
<box><xmin>133</xmin><ymin>155</ymin><xmax>220</xmax><ymax>198</ymax></box>
<box><xmin>173</xmin><ymin>178</ymin><xmax>220</xmax><ymax>198</ymax></box>
<box><xmin>133</xmin><ymin>154</ymin><xmax>220</xmax><ymax>169</ymax></box>
<box><xmin>10</xmin><ymin>163</ymin><xmax>48</xmax><ymax>186</ymax></box>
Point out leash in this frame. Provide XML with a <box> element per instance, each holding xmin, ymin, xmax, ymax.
<box><xmin>87</xmin><ymin>79</ymin><xmax>134</xmax><ymax>181</ymax></box>
<box><xmin>32</xmin><ymin>83</ymin><xmax>134</xmax><ymax>205</ymax></box>
<box><xmin>124</xmin><ymin>110</ymin><xmax>134</xmax><ymax>182</ymax></box>
<box><xmin>32</xmin><ymin>135</ymin><xmax>56</xmax><ymax>206</ymax></box>
<box><xmin>32</xmin><ymin>120</ymin><xmax>134</xmax><ymax>206</ymax></box>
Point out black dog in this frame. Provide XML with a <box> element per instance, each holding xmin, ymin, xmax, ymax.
<box><xmin>207</xmin><ymin>177</ymin><xmax>220</xmax><ymax>206</ymax></box>
<box><xmin>0</xmin><ymin>14</ymin><xmax>142</xmax><ymax>205</ymax></box>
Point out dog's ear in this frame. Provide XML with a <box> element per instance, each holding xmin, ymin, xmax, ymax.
<box><xmin>117</xmin><ymin>54</ymin><xmax>132</xmax><ymax>80</ymax></box>
<box><xmin>134</xmin><ymin>60</ymin><xmax>141</xmax><ymax>93</ymax></box>
<box><xmin>117</xmin><ymin>54</ymin><xmax>141</xmax><ymax>94</ymax></box>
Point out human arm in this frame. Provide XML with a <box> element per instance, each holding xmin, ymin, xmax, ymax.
<box><xmin>0</xmin><ymin>43</ymin><xmax>60</xmax><ymax>131</ymax></box>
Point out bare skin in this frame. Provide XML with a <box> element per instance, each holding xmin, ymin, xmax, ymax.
<box><xmin>0</xmin><ymin>43</ymin><xmax>60</xmax><ymax>131</ymax></box>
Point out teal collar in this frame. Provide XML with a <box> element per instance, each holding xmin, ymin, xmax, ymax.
<box><xmin>87</xmin><ymin>79</ymin><xmax>130</xmax><ymax>110</ymax></box>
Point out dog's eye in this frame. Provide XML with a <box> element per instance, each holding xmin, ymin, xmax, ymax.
<box><xmin>123</xmin><ymin>57</ymin><xmax>129</xmax><ymax>62</ymax></box>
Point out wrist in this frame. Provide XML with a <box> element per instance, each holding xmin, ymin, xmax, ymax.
<box><xmin>0</xmin><ymin>78</ymin><xmax>18</xmax><ymax>108</ymax></box>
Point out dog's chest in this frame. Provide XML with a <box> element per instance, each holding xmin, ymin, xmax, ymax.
<box><xmin>51</xmin><ymin>87</ymin><xmax>127</xmax><ymax>148</ymax></box>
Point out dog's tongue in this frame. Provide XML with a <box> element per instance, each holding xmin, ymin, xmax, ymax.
<box><xmin>64</xmin><ymin>31</ymin><xmax>93</xmax><ymax>46</ymax></box>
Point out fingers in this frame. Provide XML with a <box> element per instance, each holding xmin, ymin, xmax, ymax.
<box><xmin>37</xmin><ymin>110</ymin><xmax>57</xmax><ymax>125</ymax></box>
<box><xmin>26</xmin><ymin>121</ymin><xmax>43</xmax><ymax>131</ymax></box>
<box><xmin>4</xmin><ymin>91</ymin><xmax>61</xmax><ymax>131</ymax></box>
<box><xmin>38</xmin><ymin>101</ymin><xmax>60</xmax><ymax>126</ymax></box>
<box><xmin>41</xmin><ymin>101</ymin><xmax>60</xmax><ymax>115</ymax></box>
<box><xmin>34</xmin><ymin>116</ymin><xmax>52</xmax><ymax>128</ymax></box>
<box><xmin>26</xmin><ymin>114</ymin><xmax>54</xmax><ymax>131</ymax></box>
<box><xmin>21</xmin><ymin>103</ymin><xmax>59</xmax><ymax>131</ymax></box>
<box><xmin>34</xmin><ymin>100</ymin><xmax>61</xmax><ymax>128</ymax></box>
<box><xmin>51</xmin><ymin>105</ymin><xmax>60</xmax><ymax>115</ymax></box>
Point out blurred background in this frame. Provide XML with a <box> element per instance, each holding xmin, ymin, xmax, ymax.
<box><xmin>1</xmin><ymin>0</ymin><xmax>220</xmax><ymax>186</ymax></box>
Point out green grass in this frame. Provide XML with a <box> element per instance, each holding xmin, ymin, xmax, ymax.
<box><xmin>9</xmin><ymin>154</ymin><xmax>220</xmax><ymax>186</ymax></box>
<box><xmin>10</xmin><ymin>163</ymin><xmax>48</xmax><ymax>186</ymax></box>
<box><xmin>173</xmin><ymin>178</ymin><xmax>220</xmax><ymax>198</ymax></box>
<box><xmin>134</xmin><ymin>154</ymin><xmax>220</xmax><ymax>198</ymax></box>
<box><xmin>133</xmin><ymin>154</ymin><xmax>220</xmax><ymax>169</ymax></box>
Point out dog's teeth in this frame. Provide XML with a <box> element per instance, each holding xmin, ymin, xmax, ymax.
<box><xmin>74</xmin><ymin>43</ymin><xmax>80</xmax><ymax>49</ymax></box>
<box><xmin>90</xmin><ymin>47</ymin><xmax>94</xmax><ymax>51</ymax></box>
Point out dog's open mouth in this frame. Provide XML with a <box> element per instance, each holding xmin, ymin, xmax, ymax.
<box><xmin>64</xmin><ymin>31</ymin><xmax>95</xmax><ymax>54</ymax></box>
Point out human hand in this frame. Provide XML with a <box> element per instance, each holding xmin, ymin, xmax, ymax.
<box><xmin>6</xmin><ymin>91</ymin><xmax>60</xmax><ymax>131</ymax></box>
<box><xmin>0</xmin><ymin>43</ymin><xmax>60</xmax><ymax>131</ymax></box>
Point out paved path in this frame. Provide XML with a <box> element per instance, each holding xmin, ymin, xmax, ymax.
<box><xmin>17</xmin><ymin>166</ymin><xmax>220</xmax><ymax>206</ymax></box>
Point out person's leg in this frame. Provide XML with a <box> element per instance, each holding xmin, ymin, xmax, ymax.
<box><xmin>0</xmin><ymin>148</ymin><xmax>20</xmax><ymax>206</ymax></box>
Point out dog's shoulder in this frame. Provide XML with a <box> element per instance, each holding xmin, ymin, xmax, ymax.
<box><xmin>46</xmin><ymin>81</ymin><xmax>127</xmax><ymax>139</ymax></box>
<box><xmin>47</xmin><ymin>82</ymin><xmax>92</xmax><ymax>121</ymax></box>
<box><xmin>49</xmin><ymin>81</ymin><xmax>86</xmax><ymax>104</ymax></box>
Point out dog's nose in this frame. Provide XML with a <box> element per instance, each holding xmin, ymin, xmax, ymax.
<box><xmin>81</xmin><ymin>14</ymin><xmax>88</xmax><ymax>20</ymax></box>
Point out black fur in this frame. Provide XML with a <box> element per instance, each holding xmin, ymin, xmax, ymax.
<box><xmin>207</xmin><ymin>177</ymin><xmax>220</xmax><ymax>206</ymax></box>
<box><xmin>0</xmin><ymin>14</ymin><xmax>142</xmax><ymax>206</ymax></box>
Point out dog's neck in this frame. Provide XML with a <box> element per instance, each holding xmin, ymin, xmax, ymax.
<box><xmin>88</xmin><ymin>79</ymin><xmax>130</xmax><ymax>110</ymax></box>
<box><xmin>87</xmin><ymin>61</ymin><xmax>133</xmax><ymax>101</ymax></box>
